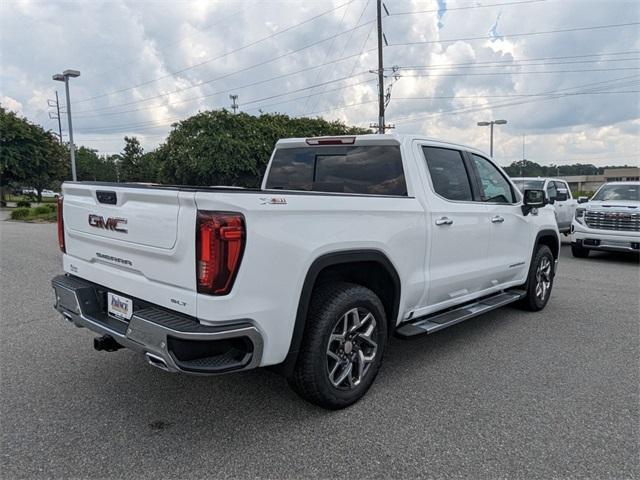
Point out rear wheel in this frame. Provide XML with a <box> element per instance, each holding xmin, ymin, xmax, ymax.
<box><xmin>571</xmin><ymin>244</ymin><xmax>590</xmax><ymax>258</ymax></box>
<box><xmin>288</xmin><ymin>282</ymin><xmax>387</xmax><ymax>410</ymax></box>
<box><xmin>520</xmin><ymin>244</ymin><xmax>555</xmax><ymax>311</ymax></box>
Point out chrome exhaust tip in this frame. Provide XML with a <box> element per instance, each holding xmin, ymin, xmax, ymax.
<box><xmin>145</xmin><ymin>353</ymin><xmax>170</xmax><ymax>372</ymax></box>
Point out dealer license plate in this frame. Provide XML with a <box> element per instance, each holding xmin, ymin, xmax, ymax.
<box><xmin>107</xmin><ymin>292</ymin><xmax>133</xmax><ymax>320</ymax></box>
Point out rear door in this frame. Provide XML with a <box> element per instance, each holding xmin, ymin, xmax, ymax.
<box><xmin>419</xmin><ymin>145</ymin><xmax>492</xmax><ymax>307</ymax></box>
<box><xmin>469</xmin><ymin>154</ymin><xmax>531</xmax><ymax>285</ymax></box>
<box><xmin>62</xmin><ymin>183</ymin><xmax>198</xmax><ymax>315</ymax></box>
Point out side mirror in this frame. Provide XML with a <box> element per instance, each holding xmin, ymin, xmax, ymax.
<box><xmin>555</xmin><ymin>190</ymin><xmax>569</xmax><ymax>202</ymax></box>
<box><xmin>578</xmin><ymin>196</ymin><xmax>589</xmax><ymax>204</ymax></box>
<box><xmin>522</xmin><ymin>189</ymin><xmax>547</xmax><ymax>215</ymax></box>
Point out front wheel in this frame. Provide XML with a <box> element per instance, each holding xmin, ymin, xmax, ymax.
<box><xmin>519</xmin><ymin>244</ymin><xmax>555</xmax><ymax>311</ymax></box>
<box><xmin>288</xmin><ymin>282</ymin><xmax>387</xmax><ymax>410</ymax></box>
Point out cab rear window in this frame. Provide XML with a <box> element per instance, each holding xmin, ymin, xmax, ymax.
<box><xmin>265</xmin><ymin>145</ymin><xmax>407</xmax><ymax>196</ymax></box>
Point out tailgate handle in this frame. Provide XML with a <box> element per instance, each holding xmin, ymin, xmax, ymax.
<box><xmin>96</xmin><ymin>191</ymin><xmax>117</xmax><ymax>205</ymax></box>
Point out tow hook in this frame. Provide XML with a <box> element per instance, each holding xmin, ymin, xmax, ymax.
<box><xmin>94</xmin><ymin>334</ymin><xmax>123</xmax><ymax>352</ymax></box>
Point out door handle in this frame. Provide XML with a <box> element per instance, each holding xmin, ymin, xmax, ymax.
<box><xmin>491</xmin><ymin>215</ymin><xmax>505</xmax><ymax>223</ymax></box>
<box><xmin>435</xmin><ymin>217</ymin><xmax>453</xmax><ymax>226</ymax></box>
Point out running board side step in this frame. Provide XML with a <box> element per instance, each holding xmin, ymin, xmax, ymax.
<box><xmin>396</xmin><ymin>290</ymin><xmax>526</xmax><ymax>338</ymax></box>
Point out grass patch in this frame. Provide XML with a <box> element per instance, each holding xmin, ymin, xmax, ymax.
<box><xmin>10</xmin><ymin>205</ymin><xmax>57</xmax><ymax>222</ymax></box>
<box><xmin>6</xmin><ymin>194</ymin><xmax>57</xmax><ymax>203</ymax></box>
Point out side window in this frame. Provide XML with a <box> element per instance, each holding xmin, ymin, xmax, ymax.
<box><xmin>546</xmin><ymin>181</ymin><xmax>557</xmax><ymax>200</ymax></box>
<box><xmin>554</xmin><ymin>181</ymin><xmax>570</xmax><ymax>201</ymax></box>
<box><xmin>471</xmin><ymin>154</ymin><xmax>515</xmax><ymax>203</ymax></box>
<box><xmin>423</xmin><ymin>147</ymin><xmax>473</xmax><ymax>201</ymax></box>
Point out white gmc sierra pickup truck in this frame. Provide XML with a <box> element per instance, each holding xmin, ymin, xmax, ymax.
<box><xmin>571</xmin><ymin>181</ymin><xmax>640</xmax><ymax>257</ymax></box>
<box><xmin>52</xmin><ymin>134</ymin><xmax>560</xmax><ymax>409</ymax></box>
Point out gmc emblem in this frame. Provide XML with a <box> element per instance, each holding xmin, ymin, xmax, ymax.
<box><xmin>88</xmin><ymin>214</ymin><xmax>128</xmax><ymax>233</ymax></box>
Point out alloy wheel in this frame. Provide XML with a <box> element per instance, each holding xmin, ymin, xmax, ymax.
<box><xmin>326</xmin><ymin>307</ymin><xmax>378</xmax><ymax>390</ymax></box>
<box><xmin>535</xmin><ymin>256</ymin><xmax>552</xmax><ymax>301</ymax></box>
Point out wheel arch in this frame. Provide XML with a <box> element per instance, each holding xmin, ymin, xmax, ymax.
<box><xmin>274</xmin><ymin>249</ymin><xmax>401</xmax><ymax>377</ymax></box>
<box><xmin>534</xmin><ymin>229</ymin><xmax>560</xmax><ymax>261</ymax></box>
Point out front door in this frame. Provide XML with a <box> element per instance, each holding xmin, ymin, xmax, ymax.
<box><xmin>469</xmin><ymin>153</ymin><xmax>531</xmax><ymax>285</ymax></box>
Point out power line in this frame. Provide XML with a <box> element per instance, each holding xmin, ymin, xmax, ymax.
<box><xmin>75</xmin><ymin>0</ymin><xmax>358</xmax><ymax>104</ymax></box>
<box><xmin>401</xmin><ymin>56</ymin><xmax>640</xmax><ymax>71</ymax></box>
<box><xmin>399</xmin><ymin>49</ymin><xmax>640</xmax><ymax>69</ymax></box>
<box><xmin>402</xmin><ymin>67</ymin><xmax>640</xmax><ymax>77</ymax></box>
<box><xmin>77</xmin><ymin>75</ymin><xmax>375</xmax><ymax>134</ymax></box>
<box><xmin>73</xmin><ymin>21</ymin><xmax>377</xmax><ymax>115</ymax></box>
<box><xmin>87</xmin><ymin>7</ymin><xmax>247</xmax><ymax>80</ymax></box>
<box><xmin>388</xmin><ymin>0</ymin><xmax>546</xmax><ymax>16</ymax></box>
<box><xmin>303</xmin><ymin>0</ymin><xmax>372</xmax><ymax>115</ymax></box>
<box><xmin>388</xmin><ymin>21</ymin><xmax>640</xmax><ymax>47</ymax></box>
<box><xmin>299</xmin><ymin>0</ymin><xmax>356</xmax><ymax>114</ymax></box>
<box><xmin>389</xmin><ymin>75</ymin><xmax>640</xmax><ymax>124</ymax></box>
<box><xmin>73</xmin><ymin>50</ymin><xmax>377</xmax><ymax>119</ymax></box>
<box><xmin>394</xmin><ymin>91</ymin><xmax>640</xmax><ymax>100</ymax></box>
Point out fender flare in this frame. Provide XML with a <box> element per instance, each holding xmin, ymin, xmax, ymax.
<box><xmin>533</xmin><ymin>229</ymin><xmax>560</xmax><ymax>259</ymax></box>
<box><xmin>274</xmin><ymin>249</ymin><xmax>400</xmax><ymax>376</ymax></box>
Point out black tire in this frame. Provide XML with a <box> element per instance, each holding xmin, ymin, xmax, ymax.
<box><xmin>288</xmin><ymin>281</ymin><xmax>388</xmax><ymax>410</ymax></box>
<box><xmin>571</xmin><ymin>244</ymin><xmax>590</xmax><ymax>258</ymax></box>
<box><xmin>519</xmin><ymin>244</ymin><xmax>555</xmax><ymax>312</ymax></box>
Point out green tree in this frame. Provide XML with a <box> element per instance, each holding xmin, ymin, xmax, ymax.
<box><xmin>158</xmin><ymin>110</ymin><xmax>369</xmax><ymax>187</ymax></box>
<box><xmin>118</xmin><ymin>136</ymin><xmax>145</xmax><ymax>182</ymax></box>
<box><xmin>0</xmin><ymin>106</ymin><xmax>66</xmax><ymax>202</ymax></box>
<box><xmin>75</xmin><ymin>146</ymin><xmax>119</xmax><ymax>182</ymax></box>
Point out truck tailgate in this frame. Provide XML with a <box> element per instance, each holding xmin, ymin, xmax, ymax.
<box><xmin>61</xmin><ymin>183</ymin><xmax>198</xmax><ymax>316</ymax></box>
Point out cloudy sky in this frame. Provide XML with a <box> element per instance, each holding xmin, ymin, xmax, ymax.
<box><xmin>1</xmin><ymin>0</ymin><xmax>639</xmax><ymax>167</ymax></box>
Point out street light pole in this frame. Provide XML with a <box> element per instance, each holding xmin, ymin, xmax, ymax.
<box><xmin>477</xmin><ymin>119</ymin><xmax>507</xmax><ymax>157</ymax></box>
<box><xmin>53</xmin><ymin>69</ymin><xmax>80</xmax><ymax>181</ymax></box>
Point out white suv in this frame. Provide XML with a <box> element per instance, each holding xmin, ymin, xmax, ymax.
<box><xmin>571</xmin><ymin>181</ymin><xmax>640</xmax><ymax>257</ymax></box>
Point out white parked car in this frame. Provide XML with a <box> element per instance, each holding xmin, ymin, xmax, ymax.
<box><xmin>51</xmin><ymin>134</ymin><xmax>560</xmax><ymax>409</ymax></box>
<box><xmin>41</xmin><ymin>189</ymin><xmax>60</xmax><ymax>198</ymax></box>
<box><xmin>21</xmin><ymin>188</ymin><xmax>59</xmax><ymax>198</ymax></box>
<box><xmin>571</xmin><ymin>181</ymin><xmax>640</xmax><ymax>257</ymax></box>
<box><xmin>512</xmin><ymin>177</ymin><xmax>578</xmax><ymax>234</ymax></box>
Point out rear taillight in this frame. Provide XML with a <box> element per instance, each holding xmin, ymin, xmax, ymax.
<box><xmin>196</xmin><ymin>211</ymin><xmax>245</xmax><ymax>295</ymax></box>
<box><xmin>57</xmin><ymin>196</ymin><xmax>65</xmax><ymax>253</ymax></box>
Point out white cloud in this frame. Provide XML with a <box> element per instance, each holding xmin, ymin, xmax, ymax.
<box><xmin>0</xmin><ymin>0</ymin><xmax>638</xmax><ymax>165</ymax></box>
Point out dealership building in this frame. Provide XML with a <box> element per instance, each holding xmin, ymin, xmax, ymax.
<box><xmin>561</xmin><ymin>167</ymin><xmax>640</xmax><ymax>193</ymax></box>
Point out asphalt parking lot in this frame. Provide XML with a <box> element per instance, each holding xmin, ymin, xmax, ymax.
<box><xmin>1</xmin><ymin>218</ymin><xmax>638</xmax><ymax>479</ymax></box>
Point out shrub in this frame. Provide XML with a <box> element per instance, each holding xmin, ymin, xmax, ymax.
<box><xmin>16</xmin><ymin>200</ymin><xmax>31</xmax><ymax>208</ymax></box>
<box><xmin>33</xmin><ymin>205</ymin><xmax>50</xmax><ymax>215</ymax></box>
<box><xmin>32</xmin><ymin>211</ymin><xmax>57</xmax><ymax>222</ymax></box>
<box><xmin>45</xmin><ymin>203</ymin><xmax>57</xmax><ymax>212</ymax></box>
<box><xmin>11</xmin><ymin>207</ymin><xmax>31</xmax><ymax>219</ymax></box>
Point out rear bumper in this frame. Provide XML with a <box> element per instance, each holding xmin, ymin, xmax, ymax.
<box><xmin>51</xmin><ymin>275</ymin><xmax>263</xmax><ymax>374</ymax></box>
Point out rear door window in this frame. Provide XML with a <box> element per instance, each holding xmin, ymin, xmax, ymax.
<box><xmin>266</xmin><ymin>145</ymin><xmax>407</xmax><ymax>196</ymax></box>
<box><xmin>422</xmin><ymin>147</ymin><xmax>473</xmax><ymax>201</ymax></box>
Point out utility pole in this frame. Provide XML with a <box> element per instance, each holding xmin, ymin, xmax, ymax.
<box><xmin>47</xmin><ymin>92</ymin><xmax>63</xmax><ymax>143</ymax></box>
<box><xmin>229</xmin><ymin>94</ymin><xmax>239</xmax><ymax>114</ymax></box>
<box><xmin>376</xmin><ymin>0</ymin><xmax>385</xmax><ymax>134</ymax></box>
<box><xmin>54</xmin><ymin>91</ymin><xmax>63</xmax><ymax>142</ymax></box>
